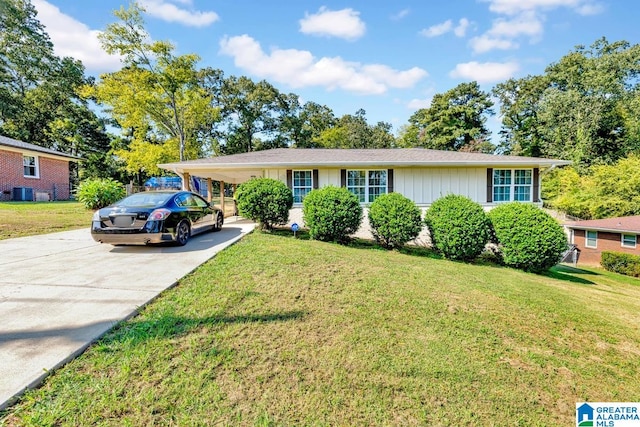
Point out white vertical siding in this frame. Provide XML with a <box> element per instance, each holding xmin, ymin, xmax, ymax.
<box><xmin>394</xmin><ymin>167</ymin><xmax>487</xmax><ymax>205</ymax></box>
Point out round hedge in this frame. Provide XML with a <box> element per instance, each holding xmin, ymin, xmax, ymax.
<box><xmin>424</xmin><ymin>194</ymin><xmax>491</xmax><ymax>261</ymax></box>
<box><xmin>302</xmin><ymin>186</ymin><xmax>362</xmax><ymax>243</ymax></box>
<box><xmin>235</xmin><ymin>178</ymin><xmax>293</xmax><ymax>230</ymax></box>
<box><xmin>76</xmin><ymin>178</ymin><xmax>126</xmax><ymax>210</ymax></box>
<box><xmin>488</xmin><ymin>202</ymin><xmax>568</xmax><ymax>272</ymax></box>
<box><xmin>368</xmin><ymin>193</ymin><xmax>423</xmax><ymax>249</ymax></box>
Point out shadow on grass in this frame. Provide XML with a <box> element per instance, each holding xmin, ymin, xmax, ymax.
<box><xmin>541</xmin><ymin>264</ymin><xmax>598</xmax><ymax>285</ymax></box>
<box><xmin>103</xmin><ymin>310</ymin><xmax>307</xmax><ymax>346</ymax></box>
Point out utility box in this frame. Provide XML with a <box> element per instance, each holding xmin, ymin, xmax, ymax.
<box><xmin>12</xmin><ymin>187</ymin><xmax>34</xmax><ymax>201</ymax></box>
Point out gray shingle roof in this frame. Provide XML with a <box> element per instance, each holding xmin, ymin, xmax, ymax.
<box><xmin>160</xmin><ymin>148</ymin><xmax>571</xmax><ymax>168</ymax></box>
<box><xmin>0</xmin><ymin>135</ymin><xmax>80</xmax><ymax>159</ymax></box>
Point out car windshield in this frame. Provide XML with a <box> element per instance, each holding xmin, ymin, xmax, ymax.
<box><xmin>117</xmin><ymin>192</ymin><xmax>174</xmax><ymax>207</ymax></box>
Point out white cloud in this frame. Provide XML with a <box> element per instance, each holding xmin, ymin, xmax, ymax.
<box><xmin>483</xmin><ymin>0</ymin><xmax>603</xmax><ymax>15</ymax></box>
<box><xmin>407</xmin><ymin>97</ymin><xmax>432</xmax><ymax>110</ymax></box>
<box><xmin>487</xmin><ymin>12</ymin><xmax>544</xmax><ymax>38</ymax></box>
<box><xmin>139</xmin><ymin>0</ymin><xmax>219</xmax><ymax>27</ymax></box>
<box><xmin>391</xmin><ymin>8</ymin><xmax>410</xmax><ymax>21</ymax></box>
<box><xmin>32</xmin><ymin>0</ymin><xmax>122</xmax><ymax>72</ymax></box>
<box><xmin>449</xmin><ymin>61</ymin><xmax>520</xmax><ymax>83</ymax></box>
<box><xmin>454</xmin><ymin>18</ymin><xmax>471</xmax><ymax>37</ymax></box>
<box><xmin>469</xmin><ymin>35</ymin><xmax>519</xmax><ymax>54</ymax></box>
<box><xmin>299</xmin><ymin>7</ymin><xmax>366</xmax><ymax>41</ymax></box>
<box><xmin>219</xmin><ymin>35</ymin><xmax>427</xmax><ymax>95</ymax></box>
<box><xmin>420</xmin><ymin>20</ymin><xmax>453</xmax><ymax>38</ymax></box>
<box><xmin>474</xmin><ymin>0</ymin><xmax>602</xmax><ymax>53</ymax></box>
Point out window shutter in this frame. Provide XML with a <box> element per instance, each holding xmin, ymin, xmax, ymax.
<box><xmin>533</xmin><ymin>168</ymin><xmax>540</xmax><ymax>202</ymax></box>
<box><xmin>486</xmin><ymin>168</ymin><xmax>493</xmax><ymax>203</ymax></box>
<box><xmin>286</xmin><ymin>170</ymin><xmax>292</xmax><ymax>189</ymax></box>
<box><xmin>387</xmin><ymin>169</ymin><xmax>394</xmax><ymax>193</ymax></box>
<box><xmin>340</xmin><ymin>169</ymin><xmax>346</xmax><ymax>187</ymax></box>
<box><xmin>313</xmin><ymin>169</ymin><xmax>319</xmax><ymax>189</ymax></box>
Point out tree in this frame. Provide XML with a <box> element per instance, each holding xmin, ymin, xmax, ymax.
<box><xmin>494</xmin><ymin>38</ymin><xmax>640</xmax><ymax>167</ymax></box>
<box><xmin>216</xmin><ymin>76</ymin><xmax>283</xmax><ymax>154</ymax></box>
<box><xmin>406</xmin><ymin>82</ymin><xmax>495</xmax><ymax>152</ymax></box>
<box><xmin>278</xmin><ymin>96</ymin><xmax>336</xmax><ymax>148</ymax></box>
<box><xmin>0</xmin><ymin>0</ymin><xmax>114</xmax><ymax>182</ymax></box>
<box><xmin>314</xmin><ymin>109</ymin><xmax>395</xmax><ymax>148</ymax></box>
<box><xmin>92</xmin><ymin>2</ymin><xmax>219</xmax><ymax>170</ymax></box>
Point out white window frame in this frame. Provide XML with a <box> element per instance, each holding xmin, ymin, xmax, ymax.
<box><xmin>292</xmin><ymin>170</ymin><xmax>313</xmax><ymax>203</ymax></box>
<box><xmin>346</xmin><ymin>169</ymin><xmax>387</xmax><ymax>203</ymax></box>
<box><xmin>621</xmin><ymin>233</ymin><xmax>637</xmax><ymax>249</ymax></box>
<box><xmin>23</xmin><ymin>155</ymin><xmax>39</xmax><ymax>178</ymax></box>
<box><xmin>493</xmin><ymin>169</ymin><xmax>533</xmax><ymax>202</ymax></box>
<box><xmin>585</xmin><ymin>230</ymin><xmax>597</xmax><ymax>248</ymax></box>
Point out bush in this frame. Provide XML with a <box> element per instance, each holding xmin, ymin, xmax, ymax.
<box><xmin>424</xmin><ymin>194</ymin><xmax>491</xmax><ymax>261</ymax></box>
<box><xmin>368</xmin><ymin>193</ymin><xmax>423</xmax><ymax>249</ymax></box>
<box><xmin>489</xmin><ymin>202</ymin><xmax>568</xmax><ymax>272</ymax></box>
<box><xmin>75</xmin><ymin>178</ymin><xmax>126</xmax><ymax>210</ymax></box>
<box><xmin>601</xmin><ymin>251</ymin><xmax>640</xmax><ymax>277</ymax></box>
<box><xmin>303</xmin><ymin>186</ymin><xmax>362</xmax><ymax>243</ymax></box>
<box><xmin>235</xmin><ymin>178</ymin><xmax>293</xmax><ymax>230</ymax></box>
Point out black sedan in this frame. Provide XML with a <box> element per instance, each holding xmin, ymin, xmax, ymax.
<box><xmin>91</xmin><ymin>190</ymin><xmax>224</xmax><ymax>246</ymax></box>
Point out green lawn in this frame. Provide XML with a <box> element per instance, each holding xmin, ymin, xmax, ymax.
<box><xmin>2</xmin><ymin>231</ymin><xmax>639</xmax><ymax>426</ymax></box>
<box><xmin>0</xmin><ymin>202</ymin><xmax>93</xmax><ymax>240</ymax></box>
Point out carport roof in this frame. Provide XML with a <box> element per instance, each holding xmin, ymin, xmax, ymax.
<box><xmin>158</xmin><ymin>148</ymin><xmax>571</xmax><ymax>184</ymax></box>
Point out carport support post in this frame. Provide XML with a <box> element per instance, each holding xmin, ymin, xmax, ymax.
<box><xmin>220</xmin><ymin>181</ymin><xmax>225</xmax><ymax>214</ymax></box>
<box><xmin>183</xmin><ymin>172</ymin><xmax>191</xmax><ymax>191</ymax></box>
<box><xmin>206</xmin><ymin>178</ymin><xmax>213</xmax><ymax>203</ymax></box>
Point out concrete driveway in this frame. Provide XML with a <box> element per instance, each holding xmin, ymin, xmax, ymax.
<box><xmin>0</xmin><ymin>218</ymin><xmax>255</xmax><ymax>410</ymax></box>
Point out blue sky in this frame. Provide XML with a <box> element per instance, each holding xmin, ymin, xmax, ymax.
<box><xmin>32</xmin><ymin>0</ymin><xmax>637</xmax><ymax>141</ymax></box>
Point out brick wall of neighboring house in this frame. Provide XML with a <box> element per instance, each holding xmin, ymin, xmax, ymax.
<box><xmin>0</xmin><ymin>149</ymin><xmax>71</xmax><ymax>201</ymax></box>
<box><xmin>572</xmin><ymin>229</ymin><xmax>640</xmax><ymax>266</ymax></box>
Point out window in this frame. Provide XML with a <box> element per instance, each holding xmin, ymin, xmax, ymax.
<box><xmin>23</xmin><ymin>155</ymin><xmax>39</xmax><ymax>178</ymax></box>
<box><xmin>347</xmin><ymin>170</ymin><xmax>387</xmax><ymax>203</ymax></box>
<box><xmin>622</xmin><ymin>234</ymin><xmax>636</xmax><ymax>248</ymax></box>
<box><xmin>586</xmin><ymin>230</ymin><xmax>597</xmax><ymax>248</ymax></box>
<box><xmin>293</xmin><ymin>170</ymin><xmax>313</xmax><ymax>203</ymax></box>
<box><xmin>493</xmin><ymin>169</ymin><xmax>532</xmax><ymax>202</ymax></box>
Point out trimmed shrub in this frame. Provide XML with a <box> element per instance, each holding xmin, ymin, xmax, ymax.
<box><xmin>303</xmin><ymin>186</ymin><xmax>362</xmax><ymax>243</ymax></box>
<box><xmin>489</xmin><ymin>202</ymin><xmax>568</xmax><ymax>272</ymax></box>
<box><xmin>76</xmin><ymin>178</ymin><xmax>126</xmax><ymax>210</ymax></box>
<box><xmin>601</xmin><ymin>251</ymin><xmax>640</xmax><ymax>277</ymax></box>
<box><xmin>368</xmin><ymin>193</ymin><xmax>422</xmax><ymax>249</ymax></box>
<box><xmin>235</xmin><ymin>178</ymin><xmax>293</xmax><ymax>230</ymax></box>
<box><xmin>424</xmin><ymin>194</ymin><xmax>491</xmax><ymax>261</ymax></box>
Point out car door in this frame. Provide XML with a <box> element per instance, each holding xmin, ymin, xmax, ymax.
<box><xmin>189</xmin><ymin>194</ymin><xmax>215</xmax><ymax>233</ymax></box>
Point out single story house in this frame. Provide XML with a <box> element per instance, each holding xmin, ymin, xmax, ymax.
<box><xmin>0</xmin><ymin>135</ymin><xmax>80</xmax><ymax>201</ymax></box>
<box><xmin>159</xmin><ymin>148</ymin><xmax>570</xmax><ymax>238</ymax></box>
<box><xmin>565</xmin><ymin>216</ymin><xmax>640</xmax><ymax>266</ymax></box>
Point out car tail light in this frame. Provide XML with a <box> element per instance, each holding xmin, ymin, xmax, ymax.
<box><xmin>148</xmin><ymin>208</ymin><xmax>171</xmax><ymax>220</ymax></box>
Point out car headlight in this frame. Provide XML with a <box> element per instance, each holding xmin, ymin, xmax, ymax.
<box><xmin>92</xmin><ymin>211</ymin><xmax>101</xmax><ymax>221</ymax></box>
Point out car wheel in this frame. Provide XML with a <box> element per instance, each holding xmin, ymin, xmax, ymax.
<box><xmin>213</xmin><ymin>212</ymin><xmax>223</xmax><ymax>232</ymax></box>
<box><xmin>175</xmin><ymin>221</ymin><xmax>190</xmax><ymax>246</ymax></box>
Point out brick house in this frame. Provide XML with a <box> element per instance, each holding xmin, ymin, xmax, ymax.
<box><xmin>565</xmin><ymin>216</ymin><xmax>640</xmax><ymax>266</ymax></box>
<box><xmin>0</xmin><ymin>135</ymin><xmax>80</xmax><ymax>201</ymax></box>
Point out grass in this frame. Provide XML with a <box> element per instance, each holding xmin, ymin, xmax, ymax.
<box><xmin>0</xmin><ymin>202</ymin><xmax>93</xmax><ymax>240</ymax></box>
<box><xmin>2</xmin><ymin>231</ymin><xmax>640</xmax><ymax>426</ymax></box>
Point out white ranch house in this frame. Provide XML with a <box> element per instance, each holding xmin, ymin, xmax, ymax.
<box><xmin>159</xmin><ymin>148</ymin><xmax>570</xmax><ymax>239</ymax></box>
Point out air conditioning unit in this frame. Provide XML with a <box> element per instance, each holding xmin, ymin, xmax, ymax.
<box><xmin>12</xmin><ymin>187</ymin><xmax>34</xmax><ymax>201</ymax></box>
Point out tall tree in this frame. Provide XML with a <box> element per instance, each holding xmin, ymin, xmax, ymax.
<box><xmin>92</xmin><ymin>2</ymin><xmax>218</xmax><ymax>169</ymax></box>
<box><xmin>314</xmin><ymin>109</ymin><xmax>395</xmax><ymax>149</ymax></box>
<box><xmin>405</xmin><ymin>82</ymin><xmax>495</xmax><ymax>152</ymax></box>
<box><xmin>277</xmin><ymin>95</ymin><xmax>336</xmax><ymax>148</ymax></box>
<box><xmin>0</xmin><ymin>0</ymin><xmax>113</xmax><ymax>181</ymax></box>
<box><xmin>494</xmin><ymin>38</ymin><xmax>640</xmax><ymax>167</ymax></box>
<box><xmin>215</xmin><ymin>76</ymin><xmax>284</xmax><ymax>154</ymax></box>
